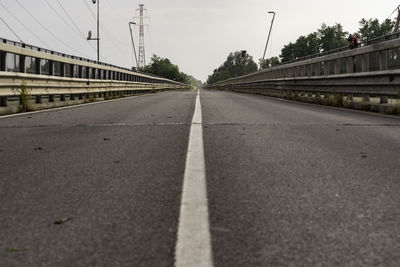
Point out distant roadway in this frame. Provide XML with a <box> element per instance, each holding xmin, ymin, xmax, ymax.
<box><xmin>1</xmin><ymin>89</ymin><xmax>400</xmax><ymax>266</ymax></box>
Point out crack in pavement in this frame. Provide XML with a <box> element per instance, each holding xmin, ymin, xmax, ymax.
<box><xmin>1</xmin><ymin>123</ymin><xmax>400</xmax><ymax>129</ymax></box>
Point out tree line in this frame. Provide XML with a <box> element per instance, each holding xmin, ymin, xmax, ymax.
<box><xmin>208</xmin><ymin>17</ymin><xmax>395</xmax><ymax>84</ymax></box>
<box><xmin>142</xmin><ymin>55</ymin><xmax>202</xmax><ymax>89</ymax></box>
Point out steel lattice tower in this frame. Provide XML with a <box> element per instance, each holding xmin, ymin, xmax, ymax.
<box><xmin>137</xmin><ymin>4</ymin><xmax>146</xmax><ymax>68</ymax></box>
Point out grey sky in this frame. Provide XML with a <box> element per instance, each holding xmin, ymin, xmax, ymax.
<box><xmin>0</xmin><ymin>0</ymin><xmax>399</xmax><ymax>81</ymax></box>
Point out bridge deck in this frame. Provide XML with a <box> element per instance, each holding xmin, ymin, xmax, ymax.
<box><xmin>1</xmin><ymin>90</ymin><xmax>400</xmax><ymax>266</ymax></box>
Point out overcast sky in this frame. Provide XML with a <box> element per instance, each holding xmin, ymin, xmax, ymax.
<box><xmin>0</xmin><ymin>0</ymin><xmax>399</xmax><ymax>81</ymax></box>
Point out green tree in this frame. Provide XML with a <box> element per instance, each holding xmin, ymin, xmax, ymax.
<box><xmin>142</xmin><ymin>55</ymin><xmax>189</xmax><ymax>84</ymax></box>
<box><xmin>259</xmin><ymin>56</ymin><xmax>280</xmax><ymax>69</ymax></box>
<box><xmin>358</xmin><ymin>18</ymin><xmax>394</xmax><ymax>41</ymax></box>
<box><xmin>207</xmin><ymin>51</ymin><xmax>258</xmax><ymax>84</ymax></box>
<box><xmin>280</xmin><ymin>42</ymin><xmax>297</xmax><ymax>63</ymax></box>
<box><xmin>317</xmin><ymin>23</ymin><xmax>348</xmax><ymax>52</ymax></box>
<box><xmin>294</xmin><ymin>33</ymin><xmax>320</xmax><ymax>57</ymax></box>
<box><xmin>280</xmin><ymin>33</ymin><xmax>320</xmax><ymax>63</ymax></box>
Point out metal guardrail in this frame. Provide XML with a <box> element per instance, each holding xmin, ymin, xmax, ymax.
<box><xmin>0</xmin><ymin>37</ymin><xmax>167</xmax><ymax>80</ymax></box>
<box><xmin>278</xmin><ymin>32</ymin><xmax>400</xmax><ymax>66</ymax></box>
<box><xmin>207</xmin><ymin>34</ymin><xmax>400</xmax><ymax>113</ymax></box>
<box><xmin>0</xmin><ymin>38</ymin><xmax>188</xmax><ymax>110</ymax></box>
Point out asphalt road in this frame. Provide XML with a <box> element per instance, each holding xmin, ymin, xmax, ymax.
<box><xmin>0</xmin><ymin>91</ymin><xmax>195</xmax><ymax>267</ymax></box>
<box><xmin>1</xmin><ymin>89</ymin><xmax>400</xmax><ymax>266</ymax></box>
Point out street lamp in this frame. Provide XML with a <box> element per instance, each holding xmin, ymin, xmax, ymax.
<box><xmin>87</xmin><ymin>0</ymin><xmax>100</xmax><ymax>62</ymax></box>
<box><xmin>129</xmin><ymin>22</ymin><xmax>139</xmax><ymax>70</ymax></box>
<box><xmin>262</xmin><ymin>11</ymin><xmax>275</xmax><ymax>62</ymax></box>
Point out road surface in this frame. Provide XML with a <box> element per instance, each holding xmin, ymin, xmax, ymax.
<box><xmin>1</xmin><ymin>89</ymin><xmax>400</xmax><ymax>266</ymax></box>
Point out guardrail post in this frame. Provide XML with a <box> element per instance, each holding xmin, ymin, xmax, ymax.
<box><xmin>0</xmin><ymin>51</ymin><xmax>5</xmax><ymax>71</ymax></box>
<box><xmin>362</xmin><ymin>54</ymin><xmax>369</xmax><ymax>72</ymax></box>
<box><xmin>21</xmin><ymin>55</ymin><xmax>26</xmax><ymax>73</ymax></box>
<box><xmin>286</xmin><ymin>68</ymin><xmax>292</xmax><ymax>77</ymax></box>
<box><xmin>315</xmin><ymin>63</ymin><xmax>321</xmax><ymax>76</ymax></box>
<box><xmin>35</xmin><ymin>95</ymin><xmax>42</xmax><ymax>104</ymax></box>
<box><xmin>306</xmin><ymin>65</ymin><xmax>311</xmax><ymax>77</ymax></box>
<box><xmin>38</xmin><ymin>59</ymin><xmax>42</xmax><ymax>75</ymax></box>
<box><xmin>300</xmin><ymin>66</ymin><xmax>305</xmax><ymax>77</ymax></box>
<box><xmin>346</xmin><ymin>57</ymin><xmax>354</xmax><ymax>73</ymax></box>
<box><xmin>334</xmin><ymin>60</ymin><xmax>340</xmax><ymax>74</ymax></box>
<box><xmin>0</xmin><ymin>96</ymin><xmax>7</xmax><ymax>107</ymax></box>
<box><xmin>379</xmin><ymin>50</ymin><xmax>388</xmax><ymax>71</ymax></box>
<box><xmin>61</xmin><ymin>63</ymin><xmax>65</xmax><ymax>77</ymax></box>
<box><xmin>324</xmin><ymin>62</ymin><xmax>329</xmax><ymax>75</ymax></box>
<box><xmin>49</xmin><ymin>61</ymin><xmax>54</xmax><ymax>76</ymax></box>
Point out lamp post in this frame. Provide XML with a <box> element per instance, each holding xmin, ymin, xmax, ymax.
<box><xmin>262</xmin><ymin>11</ymin><xmax>275</xmax><ymax>62</ymax></box>
<box><xmin>87</xmin><ymin>0</ymin><xmax>100</xmax><ymax>62</ymax></box>
<box><xmin>129</xmin><ymin>22</ymin><xmax>139</xmax><ymax>70</ymax></box>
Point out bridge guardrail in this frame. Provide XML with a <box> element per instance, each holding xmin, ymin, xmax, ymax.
<box><xmin>207</xmin><ymin>35</ymin><xmax>400</xmax><ymax>113</ymax></box>
<box><xmin>0</xmin><ymin>38</ymin><xmax>188</xmax><ymax>112</ymax></box>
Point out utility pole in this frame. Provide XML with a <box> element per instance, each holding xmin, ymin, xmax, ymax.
<box><xmin>96</xmin><ymin>0</ymin><xmax>99</xmax><ymax>61</ymax></box>
<box><xmin>129</xmin><ymin>22</ymin><xmax>139</xmax><ymax>70</ymax></box>
<box><xmin>262</xmin><ymin>11</ymin><xmax>276</xmax><ymax>62</ymax></box>
<box><xmin>394</xmin><ymin>6</ymin><xmax>400</xmax><ymax>33</ymax></box>
<box><xmin>87</xmin><ymin>0</ymin><xmax>100</xmax><ymax>62</ymax></box>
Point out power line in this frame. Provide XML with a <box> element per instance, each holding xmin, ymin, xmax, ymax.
<box><xmin>45</xmin><ymin>0</ymin><xmax>101</xmax><ymax>57</ymax></box>
<box><xmin>0</xmin><ymin>1</ymin><xmax>50</xmax><ymax>47</ymax></box>
<box><xmin>55</xmin><ymin>0</ymin><xmax>87</xmax><ymax>39</ymax></box>
<box><xmin>0</xmin><ymin>13</ymin><xmax>23</xmax><ymax>42</ymax></box>
<box><xmin>53</xmin><ymin>0</ymin><xmax>109</xmax><ymax>62</ymax></box>
<box><xmin>79</xmin><ymin>0</ymin><xmax>113</xmax><ymax>62</ymax></box>
<box><xmin>14</xmin><ymin>0</ymin><xmax>89</xmax><ymax>57</ymax></box>
<box><xmin>82</xmin><ymin>0</ymin><xmax>97</xmax><ymax>18</ymax></box>
<box><xmin>103</xmin><ymin>0</ymin><xmax>124</xmax><ymax>19</ymax></box>
<box><xmin>386</xmin><ymin>5</ymin><xmax>400</xmax><ymax>20</ymax></box>
<box><xmin>102</xmin><ymin>0</ymin><xmax>133</xmax><ymax>46</ymax></box>
<box><xmin>81</xmin><ymin>0</ymin><xmax>131</xmax><ymax>51</ymax></box>
<box><xmin>44</xmin><ymin>0</ymin><xmax>82</xmax><ymax>38</ymax></box>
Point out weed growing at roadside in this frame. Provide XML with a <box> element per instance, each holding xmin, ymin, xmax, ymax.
<box><xmin>18</xmin><ymin>82</ymin><xmax>32</xmax><ymax>112</ymax></box>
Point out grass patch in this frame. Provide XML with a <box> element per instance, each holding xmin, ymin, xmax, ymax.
<box><xmin>391</xmin><ymin>104</ymin><xmax>400</xmax><ymax>115</ymax></box>
<box><xmin>360</xmin><ymin>102</ymin><xmax>371</xmax><ymax>111</ymax></box>
<box><xmin>84</xmin><ymin>94</ymin><xmax>96</xmax><ymax>103</ymax></box>
<box><xmin>105</xmin><ymin>91</ymin><xmax>112</xmax><ymax>100</ymax></box>
<box><xmin>18</xmin><ymin>82</ymin><xmax>32</xmax><ymax>112</ymax></box>
<box><xmin>314</xmin><ymin>96</ymin><xmax>322</xmax><ymax>105</ymax></box>
<box><xmin>333</xmin><ymin>93</ymin><xmax>344</xmax><ymax>107</ymax></box>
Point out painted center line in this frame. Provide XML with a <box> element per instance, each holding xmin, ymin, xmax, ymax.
<box><xmin>175</xmin><ymin>90</ymin><xmax>213</xmax><ymax>267</ymax></box>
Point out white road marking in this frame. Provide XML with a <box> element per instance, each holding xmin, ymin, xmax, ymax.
<box><xmin>175</xmin><ymin>90</ymin><xmax>213</xmax><ymax>267</ymax></box>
